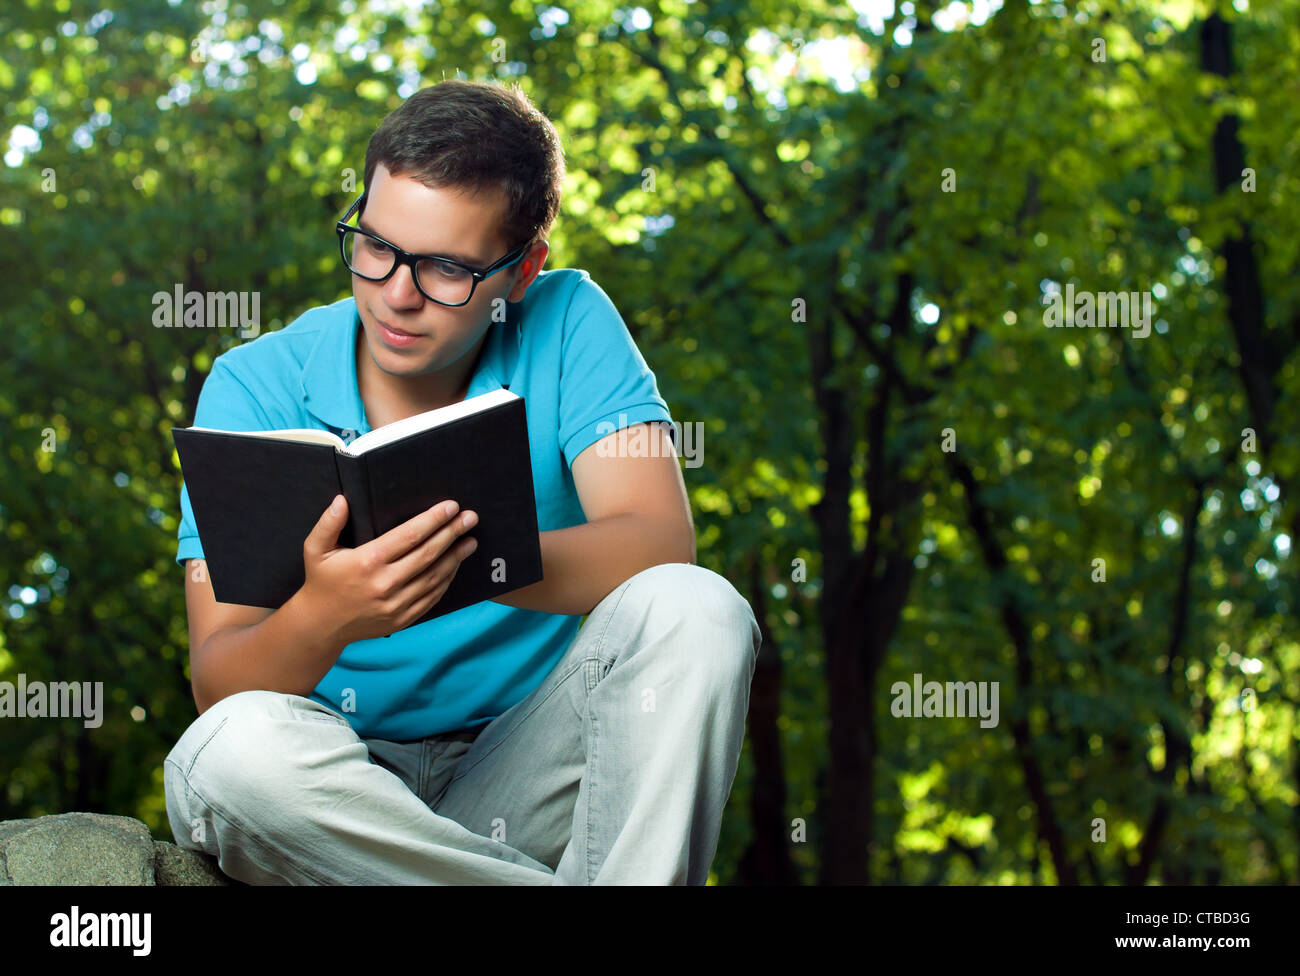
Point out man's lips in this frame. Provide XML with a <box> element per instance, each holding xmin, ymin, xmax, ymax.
<box><xmin>376</xmin><ymin>318</ymin><xmax>421</xmax><ymax>338</ymax></box>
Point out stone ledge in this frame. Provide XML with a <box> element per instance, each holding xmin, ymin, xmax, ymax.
<box><xmin>0</xmin><ymin>812</ymin><xmax>242</xmax><ymax>885</ymax></box>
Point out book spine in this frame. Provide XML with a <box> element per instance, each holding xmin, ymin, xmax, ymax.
<box><xmin>335</xmin><ymin>452</ymin><xmax>378</xmax><ymax>546</ymax></box>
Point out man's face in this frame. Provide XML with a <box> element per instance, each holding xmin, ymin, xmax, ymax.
<box><xmin>351</xmin><ymin>163</ymin><xmax>545</xmax><ymax>379</ymax></box>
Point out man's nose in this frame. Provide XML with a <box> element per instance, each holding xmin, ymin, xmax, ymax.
<box><xmin>383</xmin><ymin>261</ymin><xmax>424</xmax><ymax>309</ymax></box>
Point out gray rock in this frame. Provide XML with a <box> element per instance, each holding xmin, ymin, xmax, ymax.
<box><xmin>153</xmin><ymin>840</ymin><xmax>237</xmax><ymax>886</ymax></box>
<box><xmin>0</xmin><ymin>812</ymin><xmax>240</xmax><ymax>886</ymax></box>
<box><xmin>0</xmin><ymin>813</ymin><xmax>154</xmax><ymax>885</ymax></box>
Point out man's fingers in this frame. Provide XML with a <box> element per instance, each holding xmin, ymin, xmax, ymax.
<box><xmin>385</xmin><ymin>504</ymin><xmax>477</xmax><ymax>579</ymax></box>
<box><xmin>303</xmin><ymin>494</ymin><xmax>348</xmax><ymax>559</ymax></box>
<box><xmin>371</xmin><ymin>500</ymin><xmax>467</xmax><ymax>563</ymax></box>
<box><xmin>393</xmin><ymin>542</ymin><xmax>471</xmax><ymax>622</ymax></box>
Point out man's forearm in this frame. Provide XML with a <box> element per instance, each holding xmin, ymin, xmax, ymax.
<box><xmin>491</xmin><ymin>514</ymin><xmax>695</xmax><ymax>616</ymax></box>
<box><xmin>191</xmin><ymin>591</ymin><xmax>348</xmax><ymax>715</ymax></box>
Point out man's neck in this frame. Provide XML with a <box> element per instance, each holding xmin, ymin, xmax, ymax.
<box><xmin>356</xmin><ymin>327</ymin><xmax>487</xmax><ymax>429</ymax></box>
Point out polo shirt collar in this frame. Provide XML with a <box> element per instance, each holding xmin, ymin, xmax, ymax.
<box><xmin>299</xmin><ymin>298</ymin><xmax>518</xmax><ymax>436</ymax></box>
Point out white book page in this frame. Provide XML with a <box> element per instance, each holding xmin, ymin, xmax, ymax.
<box><xmin>186</xmin><ymin>426</ymin><xmax>346</xmax><ymax>450</ymax></box>
<box><xmin>344</xmin><ymin>387</ymin><xmax>518</xmax><ymax>456</ymax></box>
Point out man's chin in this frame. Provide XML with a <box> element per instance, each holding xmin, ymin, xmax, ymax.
<box><xmin>364</xmin><ymin>333</ymin><xmax>439</xmax><ymax>373</ymax></box>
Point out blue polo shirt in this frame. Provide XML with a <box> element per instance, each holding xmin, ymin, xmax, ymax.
<box><xmin>175</xmin><ymin>268</ymin><xmax>674</xmax><ymax>741</ymax></box>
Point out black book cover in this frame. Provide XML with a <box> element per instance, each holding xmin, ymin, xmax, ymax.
<box><xmin>173</xmin><ymin>394</ymin><xmax>543</xmax><ymax>630</ymax></box>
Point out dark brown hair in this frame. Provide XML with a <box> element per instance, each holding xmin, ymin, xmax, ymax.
<box><xmin>363</xmin><ymin>79</ymin><xmax>566</xmax><ymax>254</ymax></box>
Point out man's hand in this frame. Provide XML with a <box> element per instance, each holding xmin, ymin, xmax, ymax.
<box><xmin>297</xmin><ymin>494</ymin><xmax>479</xmax><ymax>643</ymax></box>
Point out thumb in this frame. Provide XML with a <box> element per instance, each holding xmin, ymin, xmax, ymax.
<box><xmin>304</xmin><ymin>494</ymin><xmax>348</xmax><ymax>559</ymax></box>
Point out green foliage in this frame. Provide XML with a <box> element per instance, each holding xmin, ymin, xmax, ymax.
<box><xmin>1</xmin><ymin>0</ymin><xmax>1297</xmax><ymax>884</ymax></box>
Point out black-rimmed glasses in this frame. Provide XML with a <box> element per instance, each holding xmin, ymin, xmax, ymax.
<box><xmin>335</xmin><ymin>195</ymin><xmax>535</xmax><ymax>307</ymax></box>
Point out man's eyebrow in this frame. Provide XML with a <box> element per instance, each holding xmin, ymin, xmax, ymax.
<box><xmin>356</xmin><ymin>216</ymin><xmax>487</xmax><ymax>267</ymax></box>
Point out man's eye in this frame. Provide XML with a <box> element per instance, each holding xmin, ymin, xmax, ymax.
<box><xmin>430</xmin><ymin>260</ymin><xmax>467</xmax><ymax>278</ymax></box>
<box><xmin>365</xmin><ymin>239</ymin><xmax>392</xmax><ymax>254</ymax></box>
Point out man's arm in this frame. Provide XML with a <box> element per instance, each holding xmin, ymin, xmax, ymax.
<box><xmin>184</xmin><ymin>562</ymin><xmax>346</xmax><ymax>715</ymax></box>
<box><xmin>492</xmin><ymin>422</ymin><xmax>695</xmax><ymax>616</ymax></box>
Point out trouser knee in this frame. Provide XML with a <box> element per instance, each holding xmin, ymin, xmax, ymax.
<box><xmin>164</xmin><ymin>690</ymin><xmax>353</xmax><ymax>851</ymax></box>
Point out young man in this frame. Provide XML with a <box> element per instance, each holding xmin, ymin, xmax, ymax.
<box><xmin>164</xmin><ymin>80</ymin><xmax>761</xmax><ymax>885</ymax></box>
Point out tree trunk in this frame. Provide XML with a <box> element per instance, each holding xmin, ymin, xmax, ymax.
<box><xmin>736</xmin><ymin>556</ymin><xmax>800</xmax><ymax>885</ymax></box>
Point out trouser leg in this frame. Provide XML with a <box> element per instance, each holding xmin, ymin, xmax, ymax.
<box><xmin>163</xmin><ymin>690</ymin><xmax>554</xmax><ymax>885</ymax></box>
<box><xmin>434</xmin><ymin>562</ymin><xmax>761</xmax><ymax>884</ymax></box>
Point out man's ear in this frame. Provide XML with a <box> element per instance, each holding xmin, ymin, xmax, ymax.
<box><xmin>507</xmin><ymin>242</ymin><xmax>549</xmax><ymax>302</ymax></box>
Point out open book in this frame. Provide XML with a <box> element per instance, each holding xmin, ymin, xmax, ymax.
<box><xmin>173</xmin><ymin>387</ymin><xmax>543</xmax><ymax>629</ymax></box>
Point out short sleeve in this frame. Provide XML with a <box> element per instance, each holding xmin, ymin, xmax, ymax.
<box><xmin>175</xmin><ymin>360</ymin><xmax>276</xmax><ymax>567</ymax></box>
<box><xmin>557</xmin><ymin>275</ymin><xmax>673</xmax><ymax>470</ymax></box>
